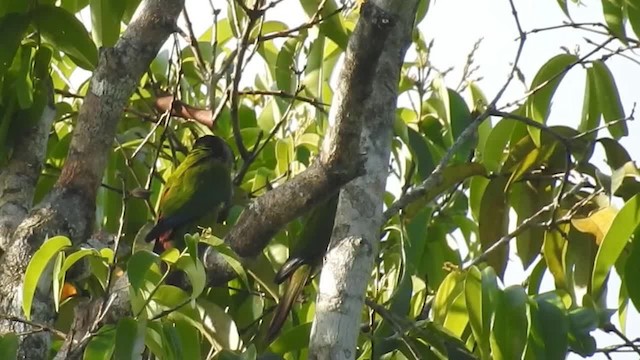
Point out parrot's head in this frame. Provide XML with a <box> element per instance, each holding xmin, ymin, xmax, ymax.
<box><xmin>194</xmin><ymin>135</ymin><xmax>234</xmax><ymax>168</ymax></box>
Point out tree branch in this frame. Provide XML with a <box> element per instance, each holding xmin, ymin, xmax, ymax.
<box><xmin>204</xmin><ymin>0</ymin><xmax>396</xmax><ymax>285</ymax></box>
<box><xmin>0</xmin><ymin>84</ymin><xmax>56</xmax><ymax>251</ymax></box>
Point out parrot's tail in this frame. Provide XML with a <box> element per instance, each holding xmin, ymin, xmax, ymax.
<box><xmin>266</xmin><ymin>264</ymin><xmax>313</xmax><ymax>343</ymax></box>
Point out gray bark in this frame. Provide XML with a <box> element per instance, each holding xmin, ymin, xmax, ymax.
<box><xmin>0</xmin><ymin>1</ymin><xmax>184</xmax><ymax>358</ymax></box>
<box><xmin>309</xmin><ymin>1</ymin><xmax>418</xmax><ymax>358</ymax></box>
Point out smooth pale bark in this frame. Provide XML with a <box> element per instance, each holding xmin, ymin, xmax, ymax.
<box><xmin>0</xmin><ymin>1</ymin><xmax>183</xmax><ymax>358</ymax></box>
<box><xmin>0</xmin><ymin>88</ymin><xmax>55</xmax><ymax>250</ymax></box>
<box><xmin>309</xmin><ymin>1</ymin><xmax>418</xmax><ymax>359</ymax></box>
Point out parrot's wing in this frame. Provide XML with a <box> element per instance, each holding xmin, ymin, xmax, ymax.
<box><xmin>267</xmin><ymin>264</ymin><xmax>313</xmax><ymax>343</ymax></box>
<box><xmin>145</xmin><ymin>153</ymin><xmax>232</xmax><ymax>243</ymax></box>
<box><xmin>274</xmin><ymin>257</ymin><xmax>305</xmax><ymax>284</ymax></box>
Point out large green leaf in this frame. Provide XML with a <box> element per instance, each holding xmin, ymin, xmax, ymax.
<box><xmin>90</xmin><ymin>0</ymin><xmax>125</xmax><ymax>47</ymax></box>
<box><xmin>542</xmin><ymin>223</ymin><xmax>570</xmax><ymax>291</ymax></box>
<box><xmin>300</xmin><ymin>0</ymin><xmax>348</xmax><ymax>49</ymax></box>
<box><xmin>23</xmin><ymin>235</ymin><xmax>71</xmax><ymax>319</ymax></box>
<box><xmin>478</xmin><ymin>177</ymin><xmax>509</xmax><ymax>277</ymax></box>
<box><xmin>174</xmin><ymin>255</ymin><xmax>206</xmax><ymax>300</ymax></box>
<box><xmin>629</xmin><ymin>0</ymin><xmax>640</xmax><ymax>39</ymax></box>
<box><xmin>525</xmin><ymin>54</ymin><xmax>578</xmax><ymax>146</ymax></box>
<box><xmin>127</xmin><ymin>250</ymin><xmax>160</xmax><ymax>292</ymax></box>
<box><xmin>512</xmin><ymin>180</ymin><xmax>551</xmax><ymax>268</ymax></box>
<box><xmin>275</xmin><ymin>37</ymin><xmax>299</xmax><ymax>93</ymax></box>
<box><xmin>464</xmin><ymin>266</ymin><xmax>498</xmax><ymax>359</ymax></box>
<box><xmin>592</xmin><ymin>194</ymin><xmax>640</xmax><ymax>299</ymax></box>
<box><xmin>491</xmin><ymin>286</ymin><xmax>529</xmax><ymax>360</ymax></box>
<box><xmin>0</xmin><ymin>333</ymin><xmax>18</xmax><ymax>360</ymax></box>
<box><xmin>0</xmin><ymin>13</ymin><xmax>30</xmax><ymax>80</ymax></box>
<box><xmin>598</xmin><ymin>138</ymin><xmax>631</xmax><ymax>170</ymax></box>
<box><xmin>531</xmin><ymin>294</ymin><xmax>569</xmax><ymax>360</ymax></box>
<box><xmin>578</xmin><ymin>67</ymin><xmax>601</xmax><ymax>137</ymax></box>
<box><xmin>482</xmin><ymin>118</ymin><xmax>515</xmax><ymax>173</ymax></box>
<box><xmin>268</xmin><ymin>322</ymin><xmax>312</xmax><ymax>354</ymax></box>
<box><xmin>114</xmin><ymin>317</ymin><xmax>145</xmax><ymax>360</ymax></box>
<box><xmin>591</xmin><ymin>61</ymin><xmax>627</xmax><ymax>139</ymax></box>
<box><xmin>601</xmin><ymin>0</ymin><xmax>626</xmax><ymax>39</ymax></box>
<box><xmin>31</xmin><ymin>5</ymin><xmax>98</xmax><ymax>70</ymax></box>
<box><xmin>624</xmin><ymin>230</ymin><xmax>640</xmax><ymax>312</ymax></box>
<box><xmin>84</xmin><ymin>325</ymin><xmax>116</xmax><ymax>360</ymax></box>
<box><xmin>407</xmin><ymin>126</ymin><xmax>435</xmax><ymax>182</ymax></box>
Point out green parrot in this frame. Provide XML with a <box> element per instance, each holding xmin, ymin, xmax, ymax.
<box><xmin>145</xmin><ymin>135</ymin><xmax>234</xmax><ymax>256</ymax></box>
<box><xmin>266</xmin><ymin>194</ymin><xmax>340</xmax><ymax>342</ymax></box>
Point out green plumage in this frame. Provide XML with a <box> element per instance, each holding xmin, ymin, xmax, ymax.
<box><xmin>145</xmin><ymin>135</ymin><xmax>233</xmax><ymax>254</ymax></box>
<box><xmin>266</xmin><ymin>194</ymin><xmax>339</xmax><ymax>342</ymax></box>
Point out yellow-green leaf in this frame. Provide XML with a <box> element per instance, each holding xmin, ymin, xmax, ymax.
<box><xmin>478</xmin><ymin>177</ymin><xmax>509</xmax><ymax>277</ymax></box>
<box><xmin>592</xmin><ymin>194</ymin><xmax>640</xmax><ymax>299</ymax></box>
<box><xmin>23</xmin><ymin>235</ymin><xmax>72</xmax><ymax>319</ymax></box>
<box><xmin>591</xmin><ymin>61</ymin><xmax>627</xmax><ymax>139</ymax></box>
<box><xmin>31</xmin><ymin>5</ymin><xmax>98</xmax><ymax>70</ymax></box>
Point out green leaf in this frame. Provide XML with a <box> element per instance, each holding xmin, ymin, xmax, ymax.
<box><xmin>268</xmin><ymin>322</ymin><xmax>312</xmax><ymax>354</ymax></box>
<box><xmin>592</xmin><ymin>193</ymin><xmax>640</xmax><ymax>299</ymax></box>
<box><xmin>491</xmin><ymin>286</ymin><xmax>529</xmax><ymax>360</ymax></box>
<box><xmin>591</xmin><ymin>61</ymin><xmax>627</xmax><ymax>139</ymax></box>
<box><xmin>464</xmin><ymin>266</ymin><xmax>496</xmax><ymax>359</ymax></box>
<box><xmin>482</xmin><ymin>118</ymin><xmax>515</xmax><ymax>173</ymax></box>
<box><xmin>84</xmin><ymin>325</ymin><xmax>116</xmax><ymax>360</ymax></box>
<box><xmin>601</xmin><ymin>0</ymin><xmax>626</xmax><ymax>39</ymax></box>
<box><xmin>525</xmin><ymin>54</ymin><xmax>578</xmax><ymax>146</ymax></box>
<box><xmin>170</xmin><ymin>298</ymin><xmax>242</xmax><ymax>350</ymax></box>
<box><xmin>433</xmin><ymin>271</ymin><xmax>465</xmax><ymax>326</ymax></box>
<box><xmin>447</xmin><ymin>88</ymin><xmax>473</xmax><ymax>162</ymax></box>
<box><xmin>512</xmin><ymin>180</ymin><xmax>551</xmax><ymax>268</ymax></box>
<box><xmin>52</xmin><ymin>251</ymin><xmax>64</xmax><ymax>311</ymax></box>
<box><xmin>162</xmin><ymin>322</ymin><xmax>183</xmax><ymax>359</ymax></box>
<box><xmin>542</xmin><ymin>223</ymin><xmax>570</xmax><ymax>291</ymax></box>
<box><xmin>598</xmin><ymin>138</ymin><xmax>631</xmax><ymax>170</ymax></box>
<box><xmin>628</xmin><ymin>0</ymin><xmax>640</xmax><ymax>39</ymax></box>
<box><xmin>535</xmin><ymin>296</ymin><xmax>569</xmax><ymax>360</ymax></box>
<box><xmin>31</xmin><ymin>5</ymin><xmax>98</xmax><ymax>70</ymax></box>
<box><xmin>275</xmin><ymin>137</ymin><xmax>294</xmax><ymax>177</ymax></box>
<box><xmin>478</xmin><ymin>177</ymin><xmax>509</xmax><ymax>277</ymax></box>
<box><xmin>415</xmin><ymin>0</ymin><xmax>431</xmax><ymax>23</ymax></box>
<box><xmin>23</xmin><ymin>235</ymin><xmax>71</xmax><ymax>319</ymax></box>
<box><xmin>144</xmin><ymin>321</ymin><xmax>167</xmax><ymax>359</ymax></box>
<box><xmin>174</xmin><ymin>255</ymin><xmax>206</xmax><ymax>299</ymax></box>
<box><xmin>60</xmin><ymin>248</ymin><xmax>99</xmax><ymax>275</ymax></box>
<box><xmin>407</xmin><ymin>126</ymin><xmax>435</xmax><ymax>181</ymax></box>
<box><xmin>404</xmin><ymin>162</ymin><xmax>486</xmax><ymax>218</ymax></box>
<box><xmin>114</xmin><ymin>317</ymin><xmax>145</xmax><ymax>360</ymax></box>
<box><xmin>174</xmin><ymin>319</ymin><xmax>201</xmax><ymax>360</ymax></box>
<box><xmin>127</xmin><ymin>250</ymin><xmax>160</xmax><ymax>292</ymax></box>
<box><xmin>624</xmin><ymin>232</ymin><xmax>640</xmax><ymax>313</ymax></box>
<box><xmin>90</xmin><ymin>0</ymin><xmax>125</xmax><ymax>47</ymax></box>
<box><xmin>275</xmin><ymin>37</ymin><xmax>299</xmax><ymax>93</ymax></box>
<box><xmin>556</xmin><ymin>0</ymin><xmax>570</xmax><ymax>17</ymax></box>
<box><xmin>566</xmin><ymin>308</ymin><xmax>598</xmax><ymax>356</ymax></box>
<box><xmin>0</xmin><ymin>13</ymin><xmax>30</xmax><ymax>80</ymax></box>
<box><xmin>578</xmin><ymin>67</ymin><xmax>601</xmax><ymax>137</ymax></box>
<box><xmin>61</xmin><ymin>0</ymin><xmax>90</xmax><ymax>14</ymax></box>
<box><xmin>0</xmin><ymin>333</ymin><xmax>18</xmax><ymax>360</ymax></box>
<box><xmin>300</xmin><ymin>0</ymin><xmax>348</xmax><ymax>49</ymax></box>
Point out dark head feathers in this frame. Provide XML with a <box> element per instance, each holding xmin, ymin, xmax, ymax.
<box><xmin>194</xmin><ymin>135</ymin><xmax>234</xmax><ymax>167</ymax></box>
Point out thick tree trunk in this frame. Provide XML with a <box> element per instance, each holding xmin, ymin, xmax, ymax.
<box><xmin>0</xmin><ymin>1</ymin><xmax>183</xmax><ymax>358</ymax></box>
<box><xmin>309</xmin><ymin>1</ymin><xmax>418</xmax><ymax>359</ymax></box>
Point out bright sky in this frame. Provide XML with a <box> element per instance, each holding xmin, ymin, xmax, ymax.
<box><xmin>76</xmin><ymin>0</ymin><xmax>640</xmax><ymax>358</ymax></box>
